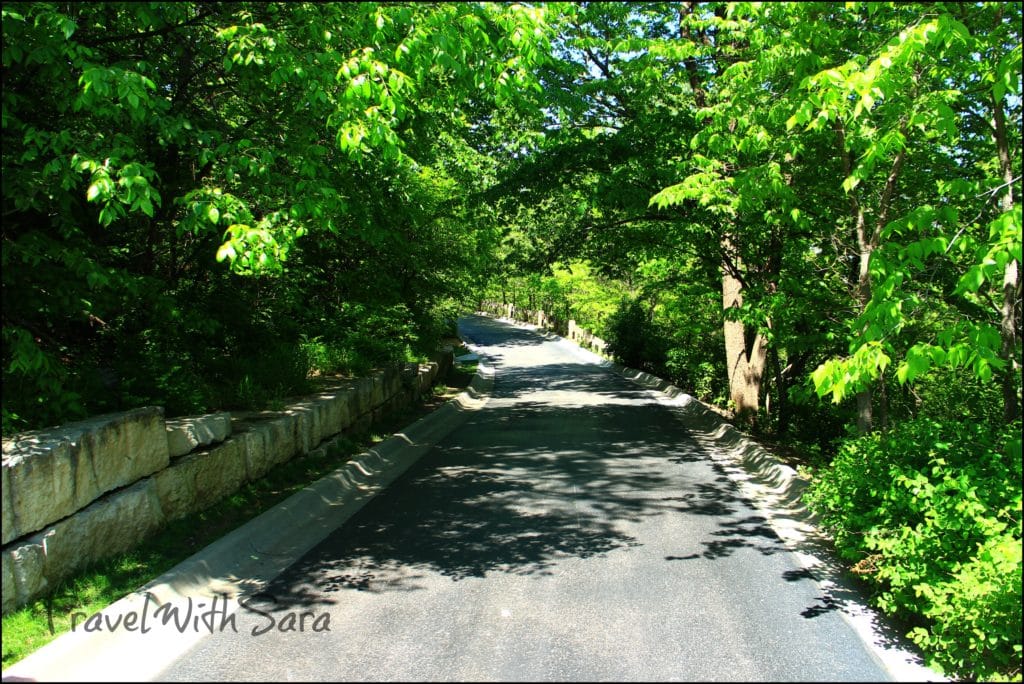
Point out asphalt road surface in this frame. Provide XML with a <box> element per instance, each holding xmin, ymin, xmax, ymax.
<box><xmin>157</xmin><ymin>315</ymin><xmax>894</xmax><ymax>681</ymax></box>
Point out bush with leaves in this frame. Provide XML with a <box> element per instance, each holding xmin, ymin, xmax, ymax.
<box><xmin>603</xmin><ymin>298</ymin><xmax>668</xmax><ymax>373</ymax></box>
<box><xmin>805</xmin><ymin>418</ymin><xmax>1023</xmax><ymax>680</ymax></box>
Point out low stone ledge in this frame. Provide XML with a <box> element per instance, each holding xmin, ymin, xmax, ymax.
<box><xmin>2</xmin><ymin>541</ymin><xmax>45</xmax><ymax>615</ymax></box>
<box><xmin>417</xmin><ymin>363</ymin><xmax>437</xmax><ymax>395</ymax></box>
<box><xmin>235</xmin><ymin>411</ymin><xmax>301</xmax><ymax>466</ymax></box>
<box><xmin>370</xmin><ymin>370</ymin><xmax>387</xmax><ymax>409</ymax></box>
<box><xmin>153</xmin><ymin>460</ymin><xmax>197</xmax><ymax>522</ymax></box>
<box><xmin>1</xmin><ymin>548</ymin><xmax>16</xmax><ymax>614</ymax></box>
<box><xmin>313</xmin><ymin>390</ymin><xmax>351</xmax><ymax>444</ymax></box>
<box><xmin>2</xmin><ymin>407</ymin><xmax>169</xmax><ymax>546</ymax></box>
<box><xmin>400</xmin><ymin>362</ymin><xmax>420</xmax><ymax>388</ymax></box>
<box><xmin>182</xmin><ymin>438</ymin><xmax>249</xmax><ymax>513</ymax></box>
<box><xmin>165</xmin><ymin>412</ymin><xmax>232</xmax><ymax>458</ymax></box>
<box><xmin>0</xmin><ymin>353</ymin><xmax>455</xmax><ymax>615</ymax></box>
<box><xmin>288</xmin><ymin>404</ymin><xmax>316</xmax><ymax>455</ymax></box>
<box><xmin>354</xmin><ymin>377</ymin><xmax>374</xmax><ymax>416</ymax></box>
<box><xmin>2</xmin><ymin>478</ymin><xmax>166</xmax><ymax>612</ymax></box>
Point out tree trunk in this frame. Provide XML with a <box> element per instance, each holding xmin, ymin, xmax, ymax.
<box><xmin>839</xmin><ymin>119</ymin><xmax>876</xmax><ymax>434</ymax></box>
<box><xmin>992</xmin><ymin>94</ymin><xmax>1021</xmax><ymax>422</ymax></box>
<box><xmin>838</xmin><ymin>120</ymin><xmax>907</xmax><ymax>433</ymax></box>
<box><xmin>769</xmin><ymin>346</ymin><xmax>789</xmax><ymax>435</ymax></box>
<box><xmin>722</xmin><ymin>263</ymin><xmax>768</xmax><ymax>423</ymax></box>
<box><xmin>854</xmin><ymin>206</ymin><xmax>875</xmax><ymax>433</ymax></box>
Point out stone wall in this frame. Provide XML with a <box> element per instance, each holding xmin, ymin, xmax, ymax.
<box><xmin>566</xmin><ymin>320</ymin><xmax>609</xmax><ymax>355</ymax></box>
<box><xmin>478</xmin><ymin>300</ymin><xmax>607</xmax><ymax>355</ymax></box>
<box><xmin>0</xmin><ymin>354</ymin><xmax>451</xmax><ymax>614</ymax></box>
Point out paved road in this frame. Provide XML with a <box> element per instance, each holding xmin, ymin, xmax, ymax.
<box><xmin>158</xmin><ymin>315</ymin><xmax>892</xmax><ymax>681</ymax></box>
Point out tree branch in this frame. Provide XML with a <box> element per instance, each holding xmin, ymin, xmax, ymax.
<box><xmin>76</xmin><ymin>8</ymin><xmax>218</xmax><ymax>47</ymax></box>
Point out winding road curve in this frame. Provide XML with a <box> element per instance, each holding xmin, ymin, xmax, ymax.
<box><xmin>158</xmin><ymin>315</ymin><xmax>895</xmax><ymax>681</ymax></box>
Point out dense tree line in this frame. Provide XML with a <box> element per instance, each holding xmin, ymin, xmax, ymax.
<box><xmin>480</xmin><ymin>4</ymin><xmax>1021</xmax><ymax>678</ymax></box>
<box><xmin>2</xmin><ymin>2</ymin><xmax>1020</xmax><ymax>679</ymax></box>
<box><xmin>3</xmin><ymin>2</ymin><xmax>548</xmax><ymax>428</ymax></box>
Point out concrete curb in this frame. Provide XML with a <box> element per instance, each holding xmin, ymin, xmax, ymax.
<box><xmin>1</xmin><ymin>351</ymin><xmax>495</xmax><ymax>683</ymax></box>
<box><xmin>479</xmin><ymin>312</ymin><xmax>943</xmax><ymax>682</ymax></box>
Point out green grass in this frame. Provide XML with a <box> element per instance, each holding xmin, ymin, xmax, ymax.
<box><xmin>1</xmin><ymin>358</ymin><xmax>474</xmax><ymax>668</ymax></box>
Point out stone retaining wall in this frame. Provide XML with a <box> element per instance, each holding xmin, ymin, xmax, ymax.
<box><xmin>1</xmin><ymin>354</ymin><xmax>451</xmax><ymax>614</ymax></box>
<box><xmin>566</xmin><ymin>320</ymin><xmax>608</xmax><ymax>355</ymax></box>
<box><xmin>478</xmin><ymin>300</ymin><xmax>607</xmax><ymax>354</ymax></box>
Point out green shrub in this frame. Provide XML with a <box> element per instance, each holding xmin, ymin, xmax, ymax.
<box><xmin>302</xmin><ymin>335</ymin><xmax>349</xmax><ymax>376</ymax></box>
<box><xmin>804</xmin><ymin>418</ymin><xmax>1023</xmax><ymax>680</ymax></box>
<box><xmin>665</xmin><ymin>351</ymin><xmax>722</xmax><ymax>403</ymax></box>
<box><xmin>604</xmin><ymin>298</ymin><xmax>667</xmax><ymax>372</ymax></box>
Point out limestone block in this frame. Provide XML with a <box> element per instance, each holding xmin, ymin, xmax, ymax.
<box><xmin>240</xmin><ymin>413</ymin><xmax>299</xmax><ymax>471</ymax></box>
<box><xmin>302</xmin><ymin>405</ymin><xmax>318</xmax><ymax>452</ymax></box>
<box><xmin>2</xmin><ymin>407</ymin><xmax>169</xmax><ymax>545</ymax></box>
<box><xmin>308</xmin><ymin>402</ymin><xmax>324</xmax><ymax>449</ymax></box>
<box><xmin>188</xmin><ymin>438</ymin><xmax>248</xmax><ymax>510</ymax></box>
<box><xmin>431</xmin><ymin>350</ymin><xmax>451</xmax><ymax>379</ymax></box>
<box><xmin>1</xmin><ymin>467</ymin><xmax>13</xmax><ymax>550</ymax></box>
<box><xmin>317</xmin><ymin>390</ymin><xmax>351</xmax><ymax>437</ymax></box>
<box><xmin>38</xmin><ymin>479</ymin><xmax>165</xmax><ymax>589</ymax></box>
<box><xmin>355</xmin><ymin>377</ymin><xmax>374</xmax><ymax>416</ymax></box>
<box><xmin>384</xmin><ymin>366</ymin><xmax>402</xmax><ymax>400</ymax></box>
<box><xmin>2</xmin><ymin>541</ymin><xmax>47</xmax><ymax>615</ymax></box>
<box><xmin>312</xmin><ymin>397</ymin><xmax>333</xmax><ymax>444</ymax></box>
<box><xmin>1</xmin><ymin>549</ymin><xmax>16</xmax><ymax>614</ymax></box>
<box><xmin>370</xmin><ymin>370</ymin><xmax>386</xmax><ymax>408</ymax></box>
<box><xmin>400</xmin><ymin>362</ymin><xmax>419</xmax><ymax>389</ymax></box>
<box><xmin>311</xmin><ymin>397</ymin><xmax>335</xmax><ymax>444</ymax></box>
<box><xmin>287</xmin><ymin>405</ymin><xmax>315</xmax><ymax>455</ymax></box>
<box><xmin>397</xmin><ymin>389</ymin><xmax>413</xmax><ymax>411</ymax></box>
<box><xmin>1</xmin><ymin>479</ymin><xmax>167</xmax><ymax>613</ymax></box>
<box><xmin>271</xmin><ymin>414</ymin><xmax>300</xmax><ymax>467</ymax></box>
<box><xmin>238</xmin><ymin>424</ymin><xmax>273</xmax><ymax>482</ymax></box>
<box><xmin>155</xmin><ymin>437</ymin><xmax>247</xmax><ymax>519</ymax></box>
<box><xmin>343</xmin><ymin>385</ymin><xmax>360</xmax><ymax>427</ymax></box>
<box><xmin>316</xmin><ymin>395</ymin><xmax>338</xmax><ymax>442</ymax></box>
<box><xmin>417</xmin><ymin>366</ymin><xmax>432</xmax><ymax>394</ymax></box>
<box><xmin>349</xmin><ymin>411</ymin><xmax>372</xmax><ymax>436</ymax></box>
<box><xmin>165</xmin><ymin>412</ymin><xmax>232</xmax><ymax>458</ymax></box>
<box><xmin>153</xmin><ymin>461</ymin><xmax>197</xmax><ymax>522</ymax></box>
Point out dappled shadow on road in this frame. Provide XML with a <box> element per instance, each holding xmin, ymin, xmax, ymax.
<box><xmin>256</xmin><ymin>345</ymin><xmax>798</xmax><ymax>612</ymax></box>
<box><xmin>457</xmin><ymin>314</ymin><xmax>549</xmax><ymax>350</ymax></box>
<box><xmin>247</xmin><ymin>314</ymin><xmax>913</xmax><ymax>665</ymax></box>
<box><xmin>778</xmin><ymin>548</ymin><xmax>920</xmax><ymax>652</ymax></box>
<box><xmin>454</xmin><ymin>314</ymin><xmax>923</xmax><ymax>661</ymax></box>
<box><xmin>664</xmin><ymin>514</ymin><xmax>784</xmax><ymax>561</ymax></box>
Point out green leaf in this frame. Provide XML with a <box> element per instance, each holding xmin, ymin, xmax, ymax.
<box><xmin>955</xmin><ymin>265</ymin><xmax>985</xmax><ymax>295</ymax></box>
<box><xmin>216</xmin><ymin>242</ymin><xmax>236</xmax><ymax>262</ymax></box>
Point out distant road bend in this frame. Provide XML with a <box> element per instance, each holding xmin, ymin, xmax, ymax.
<box><xmin>159</xmin><ymin>314</ymin><xmax>896</xmax><ymax>682</ymax></box>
